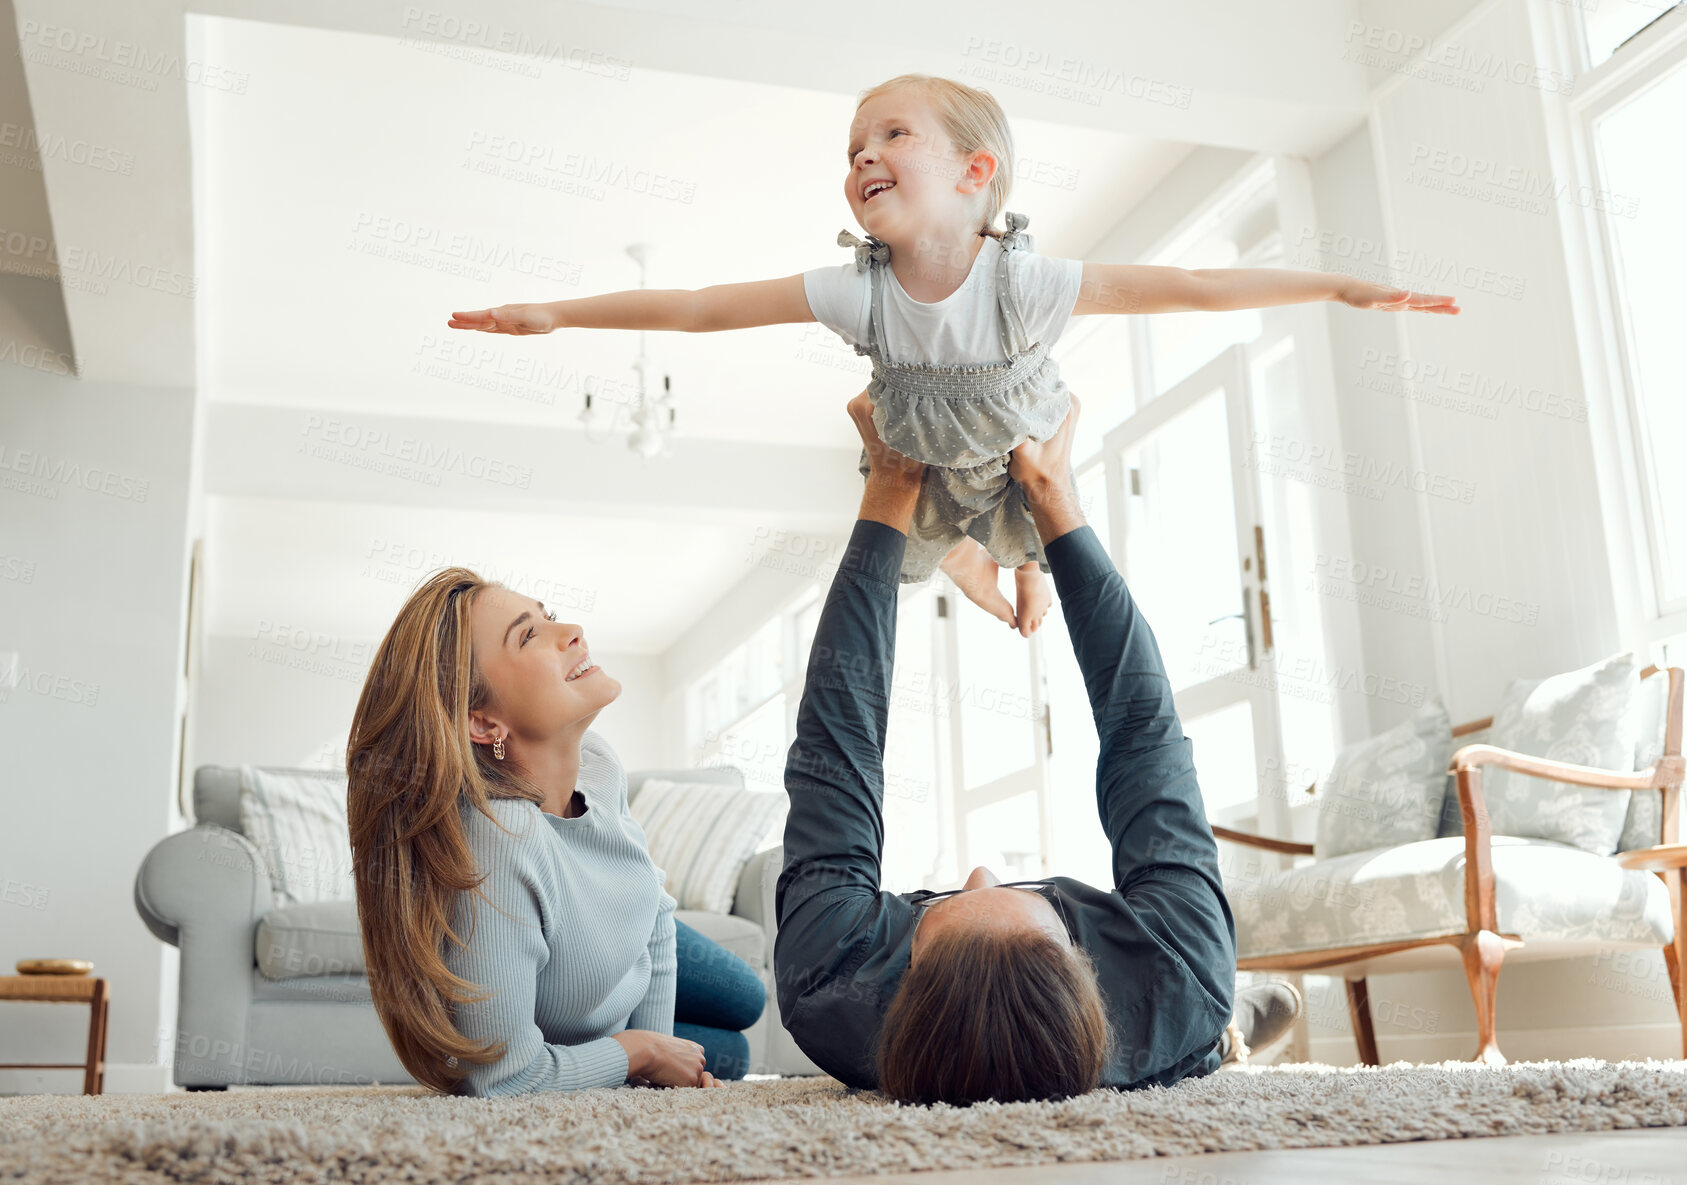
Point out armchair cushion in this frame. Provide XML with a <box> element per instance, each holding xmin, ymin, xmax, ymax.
<box><xmin>1482</xmin><ymin>651</ymin><xmax>1639</xmax><ymax>855</ymax></box>
<box><xmin>1314</xmin><ymin>698</ymin><xmax>1451</xmax><ymax>859</ymax></box>
<box><xmin>1229</xmin><ymin>835</ymin><xmax>1673</xmax><ymax>960</ymax></box>
<box><xmin>1617</xmin><ymin>668</ymin><xmax>1672</xmax><ymax>852</ymax></box>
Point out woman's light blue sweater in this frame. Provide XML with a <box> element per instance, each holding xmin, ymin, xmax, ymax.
<box><xmin>445</xmin><ymin>728</ymin><xmax>676</xmax><ymax>1096</ymax></box>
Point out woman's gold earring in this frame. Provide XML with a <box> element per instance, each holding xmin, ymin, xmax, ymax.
<box><xmin>493</xmin><ymin>735</ymin><xmax>506</xmax><ymax>761</ymax></box>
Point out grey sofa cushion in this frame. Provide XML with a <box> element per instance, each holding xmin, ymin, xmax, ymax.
<box><xmin>674</xmin><ymin>909</ymin><xmax>766</xmax><ymax>969</ymax></box>
<box><xmin>238</xmin><ymin>766</ymin><xmax>356</xmax><ymax>906</ymax></box>
<box><xmin>250</xmin><ymin>968</ymin><xmax>373</xmax><ymax>1005</ymax></box>
<box><xmin>255</xmin><ymin>898</ymin><xmax>771</xmax><ymax>981</ymax></box>
<box><xmin>627</xmin><ymin>763</ymin><xmax>744</xmax><ymax>804</ymax></box>
<box><xmin>634</xmin><ymin>779</ymin><xmax>786</xmax><ymax>914</ymax></box>
<box><xmin>257</xmin><ymin>900</ymin><xmax>365</xmax><ymax>979</ymax></box>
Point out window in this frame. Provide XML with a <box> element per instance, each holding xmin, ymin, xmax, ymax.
<box><xmin>1592</xmin><ymin>60</ymin><xmax>1687</xmax><ymax>614</ymax></box>
<box><xmin>1052</xmin><ymin>315</ymin><xmax>1136</xmax><ymax>464</ymax></box>
<box><xmin>688</xmin><ymin>599</ymin><xmax>806</xmax><ymax>791</ymax></box>
<box><xmin>1570</xmin><ymin>9</ymin><xmax>1687</xmax><ymax>646</ymax></box>
<box><xmin>881</xmin><ymin>584</ymin><xmax>944</xmax><ymax>891</ymax></box>
<box><xmin>684</xmin><ymin>583</ymin><xmax>945</xmax><ymax>890</ymax></box>
<box><xmin>1149</xmin><ymin>236</ymin><xmax>1263</xmax><ymax>395</ymax></box>
<box><xmin>1582</xmin><ymin>1</ymin><xmax>1680</xmax><ymax>67</ymax></box>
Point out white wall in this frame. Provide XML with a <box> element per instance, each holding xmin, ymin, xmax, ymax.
<box><xmin>190</xmin><ymin>636</ymin><xmax>668</xmax><ymax>776</ymax></box>
<box><xmin>1353</xmin><ymin>0</ymin><xmax>1622</xmax><ymax>721</ymax></box>
<box><xmin>1294</xmin><ymin>0</ymin><xmax>1672</xmax><ymax>1063</ymax></box>
<box><xmin>1306</xmin><ymin>121</ymin><xmax>1441</xmax><ymax>738</ymax></box>
<box><xmin>0</xmin><ymin>370</ymin><xmax>196</xmax><ymax>1093</ymax></box>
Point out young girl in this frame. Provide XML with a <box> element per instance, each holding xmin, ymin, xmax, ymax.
<box><xmin>449</xmin><ymin>74</ymin><xmax>1458</xmax><ymax>635</ymax></box>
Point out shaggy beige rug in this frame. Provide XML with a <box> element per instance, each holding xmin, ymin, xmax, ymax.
<box><xmin>3</xmin><ymin>1060</ymin><xmax>1685</xmax><ymax>1184</ymax></box>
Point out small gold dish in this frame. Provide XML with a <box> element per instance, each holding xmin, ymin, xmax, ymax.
<box><xmin>15</xmin><ymin>959</ymin><xmax>94</xmax><ymax>976</ymax></box>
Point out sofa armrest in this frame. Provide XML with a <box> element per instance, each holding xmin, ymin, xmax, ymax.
<box><xmin>136</xmin><ymin>824</ymin><xmax>275</xmax><ymax>939</ymax></box>
<box><xmin>732</xmin><ymin>846</ymin><xmax>781</xmax><ymax>938</ymax></box>
<box><xmin>728</xmin><ymin>844</ymin><xmax>824</xmax><ymax>1076</ymax></box>
<box><xmin>135</xmin><ymin>825</ymin><xmax>275</xmax><ymax>1085</ymax></box>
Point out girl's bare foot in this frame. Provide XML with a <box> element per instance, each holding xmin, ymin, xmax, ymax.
<box><xmin>940</xmin><ymin>539</ymin><xmax>1016</xmax><ymax>629</ymax></box>
<box><xmin>1014</xmin><ymin>563</ymin><xmax>1052</xmax><ymax>637</ymax></box>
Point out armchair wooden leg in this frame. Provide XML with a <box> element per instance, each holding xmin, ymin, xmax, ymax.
<box><xmin>1668</xmin><ymin>868</ymin><xmax>1685</xmax><ymax>1056</ymax></box>
<box><xmin>1666</xmin><ymin>944</ymin><xmax>1681</xmax><ymax>1020</ymax></box>
<box><xmin>1461</xmin><ymin>931</ymin><xmax>1508</xmax><ymax>1066</ymax></box>
<box><xmin>1345</xmin><ymin>978</ymin><xmax>1379</xmax><ymax>1066</ymax></box>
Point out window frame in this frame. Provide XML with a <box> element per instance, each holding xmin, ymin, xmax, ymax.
<box><xmin>1544</xmin><ymin>1</ymin><xmax>1687</xmax><ymax>647</ymax></box>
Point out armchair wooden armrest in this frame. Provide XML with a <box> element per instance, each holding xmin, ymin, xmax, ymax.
<box><xmin>1451</xmin><ymin>666</ymin><xmax>1682</xmax><ymax>932</ymax></box>
<box><xmin>1210</xmin><ymin>825</ymin><xmax>1315</xmax><ymax>856</ymax></box>
<box><xmin>1449</xmin><ymin>742</ymin><xmax>1684</xmax><ymax>935</ymax></box>
<box><xmin>1450</xmin><ymin>744</ymin><xmax>1684</xmax><ymax>791</ymax></box>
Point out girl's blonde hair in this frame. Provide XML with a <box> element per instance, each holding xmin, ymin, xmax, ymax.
<box><xmin>856</xmin><ymin>74</ymin><xmax>1015</xmax><ymax>237</ymax></box>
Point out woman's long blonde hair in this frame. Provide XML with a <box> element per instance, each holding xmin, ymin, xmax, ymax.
<box><xmin>856</xmin><ymin>73</ymin><xmax>1016</xmax><ymax>236</ymax></box>
<box><xmin>345</xmin><ymin>566</ymin><xmax>544</xmax><ymax>1094</ymax></box>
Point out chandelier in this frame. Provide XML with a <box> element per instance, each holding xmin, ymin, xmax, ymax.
<box><xmin>578</xmin><ymin>242</ymin><xmax>676</xmax><ymax>459</ymax></box>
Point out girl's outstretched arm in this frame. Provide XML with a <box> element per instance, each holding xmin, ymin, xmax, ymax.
<box><xmin>448</xmin><ymin>274</ymin><xmax>816</xmax><ymax>335</ymax></box>
<box><xmin>1072</xmin><ymin>261</ymin><xmax>1460</xmax><ymax>317</ymax></box>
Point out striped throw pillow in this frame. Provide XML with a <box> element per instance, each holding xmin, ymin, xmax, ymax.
<box><xmin>237</xmin><ymin>766</ymin><xmax>357</xmax><ymax>905</ymax></box>
<box><xmin>629</xmin><ymin>778</ymin><xmax>786</xmax><ymax>914</ymax></box>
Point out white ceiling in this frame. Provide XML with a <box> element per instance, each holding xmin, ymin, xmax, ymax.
<box><xmin>12</xmin><ymin>0</ymin><xmax>1480</xmax><ymax>657</ymax></box>
<box><xmin>204</xmin><ymin>495</ymin><xmax>781</xmax><ymax>652</ymax></box>
<box><xmin>185</xmin><ymin>13</ymin><xmax>1202</xmax><ymax>653</ymax></box>
<box><xmin>195</xmin><ymin>15</ymin><xmax>1189</xmax><ymax>448</ymax></box>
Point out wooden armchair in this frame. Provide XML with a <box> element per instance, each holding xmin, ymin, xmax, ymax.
<box><xmin>1215</xmin><ymin>665</ymin><xmax>1684</xmax><ymax>1066</ymax></box>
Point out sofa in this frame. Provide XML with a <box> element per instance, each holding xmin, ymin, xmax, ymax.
<box><xmin>133</xmin><ymin>761</ymin><xmax>819</xmax><ymax>1088</ymax></box>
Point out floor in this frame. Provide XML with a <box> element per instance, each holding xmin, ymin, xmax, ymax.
<box><xmin>765</xmin><ymin>1128</ymin><xmax>1683</xmax><ymax>1183</ymax></box>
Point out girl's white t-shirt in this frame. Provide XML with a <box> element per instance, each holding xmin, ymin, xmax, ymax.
<box><xmin>802</xmin><ymin>234</ymin><xmax>1084</xmax><ymax>365</ymax></box>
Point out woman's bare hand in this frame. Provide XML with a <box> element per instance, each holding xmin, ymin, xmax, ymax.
<box><xmin>1337</xmin><ymin>278</ymin><xmax>1460</xmax><ymax>314</ymax></box>
<box><xmin>612</xmin><ymin>1030</ymin><xmax>708</xmax><ymax>1087</ymax></box>
<box><xmin>447</xmin><ymin>303</ymin><xmax>561</xmax><ymax>334</ymax></box>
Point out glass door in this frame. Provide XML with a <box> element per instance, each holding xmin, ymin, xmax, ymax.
<box><xmin>1091</xmin><ymin>341</ymin><xmax>1286</xmax><ymax>828</ymax></box>
<box><xmin>931</xmin><ymin>586</ymin><xmax>1054</xmax><ymax>885</ymax></box>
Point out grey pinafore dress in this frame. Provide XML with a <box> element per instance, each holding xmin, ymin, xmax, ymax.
<box><xmin>838</xmin><ymin>211</ymin><xmax>1078</xmax><ymax>585</ymax></box>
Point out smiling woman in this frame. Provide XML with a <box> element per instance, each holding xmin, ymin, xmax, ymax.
<box><xmin>343</xmin><ymin>566</ymin><xmax>764</xmax><ymax>1096</ymax></box>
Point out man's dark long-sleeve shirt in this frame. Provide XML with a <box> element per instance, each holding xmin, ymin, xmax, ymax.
<box><xmin>774</xmin><ymin>517</ymin><xmax>1236</xmax><ymax>1091</ymax></box>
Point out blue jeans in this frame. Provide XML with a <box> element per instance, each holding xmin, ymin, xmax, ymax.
<box><xmin>672</xmin><ymin>918</ymin><xmax>765</xmax><ymax>1079</ymax></box>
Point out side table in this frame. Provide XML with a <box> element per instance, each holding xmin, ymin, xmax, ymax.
<box><xmin>0</xmin><ymin>975</ymin><xmax>109</xmax><ymax>1094</ymax></box>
